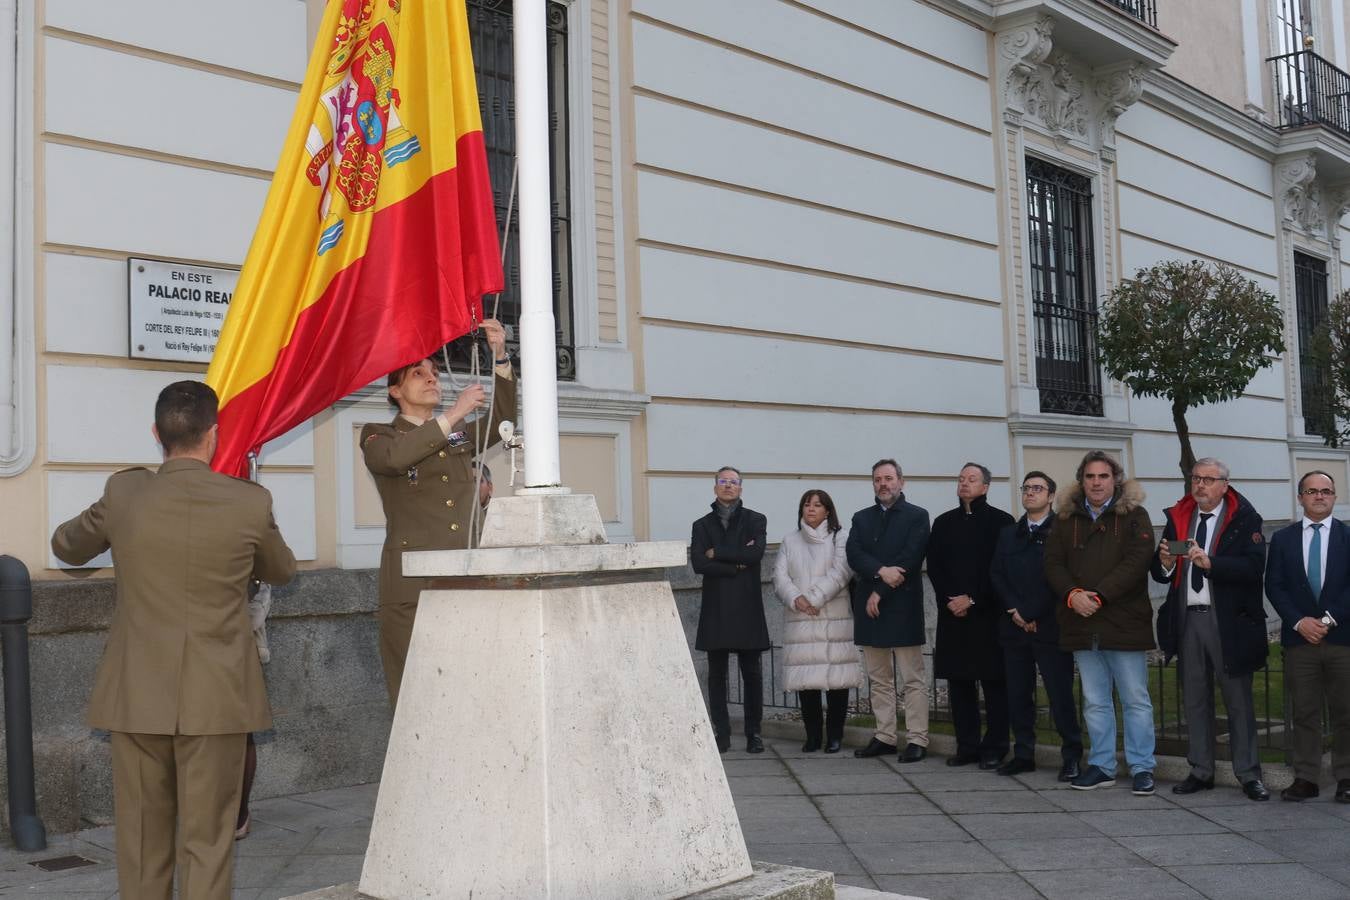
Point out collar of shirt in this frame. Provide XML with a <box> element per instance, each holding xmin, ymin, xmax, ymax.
<box><xmin>1084</xmin><ymin>496</ymin><xmax>1114</xmax><ymax>520</ymax></box>
<box><xmin>1193</xmin><ymin>500</ymin><xmax>1224</xmax><ymax>549</ymax></box>
<box><xmin>1303</xmin><ymin>515</ymin><xmax>1334</xmax><ymax>529</ymax></box>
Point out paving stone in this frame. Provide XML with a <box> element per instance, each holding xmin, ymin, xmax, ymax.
<box><xmin>1039</xmin><ymin>787</ymin><xmax>1160</xmax><ymax>812</ymax></box>
<box><xmin>785</xmin><ymin>757</ymin><xmax>884</xmax><ymax>775</ymax></box>
<box><xmin>814</xmin><ymin>794</ymin><xmax>941</xmax><ymax>818</ymax></box>
<box><xmin>1022</xmin><ymin>866</ymin><xmax>1205</xmax><ymax>899</ymax></box>
<box><xmin>1115</xmin><ymin>832</ymin><xmax>1288</xmax><ymax>867</ymax></box>
<box><xmin>849</xmin><ymin>840</ymin><xmax>1009</xmax><ymax>875</ymax></box>
<box><xmin>745</xmin><ymin>843</ymin><xmax>868</xmax><ymax>876</ymax></box>
<box><xmin>1073</xmin><ymin>807</ymin><xmax>1228</xmax><ymax>836</ymax></box>
<box><xmin>953</xmin><ymin>811</ymin><xmax>1094</xmax><ymax>841</ymax></box>
<box><xmin>1164</xmin><ymin>786</ymin><xmax>1266</xmax><ymax>808</ymax></box>
<box><xmin>732</xmin><ymin>793</ymin><xmax>822</xmax><ymax>820</ymax></box>
<box><xmin>232</xmin><ymin>821</ymin><xmax>322</xmax><ymax>857</ymax></box>
<box><xmin>284</xmin><ymin>783</ymin><xmax>378</xmax><ymax>817</ymax></box>
<box><xmin>793</xmin><ymin>773</ymin><xmax>914</xmax><ymax>796</ymax></box>
<box><xmin>10</xmin><ymin>865</ymin><xmax>120</xmax><ymax>893</ymax></box>
<box><xmin>832</xmin><ymin>815</ymin><xmax>968</xmax><ymax>844</ymax></box>
<box><xmin>740</xmin><ymin>817</ymin><xmax>840</xmax><ymax>845</ymax></box>
<box><xmin>272</xmin><ymin>854</ymin><xmax>365</xmax><ymax>887</ymax></box>
<box><xmin>300</xmin><ymin>823</ymin><xmax>371</xmax><ymax>855</ymax></box>
<box><xmin>1194</xmin><ymin>801</ymin><xmax>1347</xmax><ymax>833</ymax></box>
<box><xmin>723</xmin><ymin>759</ymin><xmax>792</xmax><ymax>777</ymax></box>
<box><xmin>234</xmin><ymin>854</ymin><xmax>296</xmax><ymax>889</ymax></box>
<box><xmin>832</xmin><ymin>873</ymin><xmax>879</xmax><ymax>890</ymax></box>
<box><xmin>1167</xmin><ymin>863</ymin><xmax>1350</xmax><ymax>900</ymax></box>
<box><xmin>250</xmin><ymin>798</ymin><xmax>367</xmax><ymax>833</ymax></box>
<box><xmin>1244</xmin><ymin>826</ymin><xmax>1350</xmax><ymax>862</ymax></box>
<box><xmin>726</xmin><ymin>775</ymin><xmax>803</xmax><ymax>797</ymax></box>
<box><xmin>984</xmin><ymin>837</ymin><xmax>1150</xmax><ymax>871</ymax></box>
<box><xmin>902</xmin><ymin>773</ymin><xmax>1027</xmax><ymax>793</ymax></box>
<box><xmin>1307</xmin><ymin>861</ymin><xmax>1350</xmax><ymax>887</ymax></box>
<box><xmin>928</xmin><ymin>790</ymin><xmax>1060</xmax><ymax>815</ymax></box>
<box><xmin>872</xmin><ymin>872</ymin><xmax>1043</xmax><ymax>900</ymax></box>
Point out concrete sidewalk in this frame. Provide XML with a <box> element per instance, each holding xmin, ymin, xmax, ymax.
<box><xmin>3</xmin><ymin>737</ymin><xmax>1350</xmax><ymax>899</ymax></box>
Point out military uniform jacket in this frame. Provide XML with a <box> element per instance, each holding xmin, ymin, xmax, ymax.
<box><xmin>361</xmin><ymin>369</ymin><xmax>517</xmax><ymax>610</ymax></box>
<box><xmin>51</xmin><ymin>458</ymin><xmax>296</xmax><ymax>735</ymax></box>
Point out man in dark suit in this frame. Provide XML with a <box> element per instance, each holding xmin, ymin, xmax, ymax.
<box><xmin>847</xmin><ymin>459</ymin><xmax>931</xmax><ymax>762</ymax></box>
<box><xmin>928</xmin><ymin>462</ymin><xmax>1014</xmax><ymax>769</ymax></box>
<box><xmin>1265</xmin><ymin>470</ymin><xmax>1350</xmax><ymax>803</ymax></box>
<box><xmin>52</xmin><ymin>381</ymin><xmax>296</xmax><ymax>900</ymax></box>
<box><xmin>690</xmin><ymin>466</ymin><xmax>770</xmax><ymax>753</ymax></box>
<box><xmin>1153</xmin><ymin>457</ymin><xmax>1270</xmax><ymax>800</ymax></box>
<box><xmin>989</xmin><ymin>471</ymin><xmax>1082</xmax><ymax>781</ymax></box>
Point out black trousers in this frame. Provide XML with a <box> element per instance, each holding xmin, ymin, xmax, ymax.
<box><xmin>948</xmin><ymin>678</ymin><xmax>1010</xmax><ymax>758</ymax></box>
<box><xmin>799</xmin><ymin>689</ymin><xmax>850</xmax><ymax>742</ymax></box>
<box><xmin>1004</xmin><ymin>639</ymin><xmax>1082</xmax><ymax>762</ymax></box>
<box><xmin>707</xmin><ymin>650</ymin><xmax>763</xmax><ymax>738</ymax></box>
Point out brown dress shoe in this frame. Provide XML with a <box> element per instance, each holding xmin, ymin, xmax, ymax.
<box><xmin>1281</xmin><ymin>778</ymin><xmax>1320</xmax><ymax>802</ymax></box>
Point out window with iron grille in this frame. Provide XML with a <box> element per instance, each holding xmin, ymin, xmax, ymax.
<box><xmin>1026</xmin><ymin>158</ymin><xmax>1103</xmax><ymax>416</ymax></box>
<box><xmin>443</xmin><ymin>0</ymin><xmax>575</xmax><ymax>379</ymax></box>
<box><xmin>1295</xmin><ymin>251</ymin><xmax>1330</xmax><ymax>434</ymax></box>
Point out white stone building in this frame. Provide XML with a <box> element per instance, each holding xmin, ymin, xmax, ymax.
<box><xmin>5</xmin><ymin>0</ymin><xmax>1350</xmax><ymax>578</ymax></box>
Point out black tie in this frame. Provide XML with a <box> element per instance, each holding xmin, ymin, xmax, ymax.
<box><xmin>1191</xmin><ymin>513</ymin><xmax>1213</xmax><ymax>593</ymax></box>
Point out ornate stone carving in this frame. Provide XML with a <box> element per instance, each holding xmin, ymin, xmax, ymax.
<box><xmin>1278</xmin><ymin>154</ymin><xmax>1326</xmax><ymax>235</ymax></box>
<box><xmin>999</xmin><ymin>17</ymin><xmax>1054</xmax><ymax>117</ymax></box>
<box><xmin>1026</xmin><ymin>53</ymin><xmax>1089</xmax><ymax>139</ymax></box>
<box><xmin>1095</xmin><ymin>64</ymin><xmax>1144</xmax><ymax>149</ymax></box>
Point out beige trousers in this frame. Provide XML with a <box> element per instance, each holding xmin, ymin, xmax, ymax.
<box><xmin>863</xmin><ymin>646</ymin><xmax>929</xmax><ymax>747</ymax></box>
<box><xmin>111</xmin><ymin>731</ymin><xmax>247</xmax><ymax>900</ymax></box>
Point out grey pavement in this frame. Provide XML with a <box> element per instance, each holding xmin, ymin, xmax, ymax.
<box><xmin>3</xmin><ymin>742</ymin><xmax>1349</xmax><ymax>899</ymax></box>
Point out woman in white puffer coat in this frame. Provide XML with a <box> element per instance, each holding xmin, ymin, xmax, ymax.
<box><xmin>773</xmin><ymin>489</ymin><xmax>861</xmax><ymax>753</ymax></box>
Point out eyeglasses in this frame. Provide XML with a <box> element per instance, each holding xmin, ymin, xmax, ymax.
<box><xmin>716</xmin><ymin>478</ymin><xmax>741</xmax><ymax>486</ymax></box>
<box><xmin>1190</xmin><ymin>476</ymin><xmax>1228</xmax><ymax>486</ymax></box>
<box><xmin>1301</xmin><ymin>488</ymin><xmax>1335</xmax><ymax>497</ymax></box>
<box><xmin>1020</xmin><ymin>485</ymin><xmax>1047</xmax><ymax>494</ymax></box>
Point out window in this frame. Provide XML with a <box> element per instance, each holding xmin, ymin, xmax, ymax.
<box><xmin>1274</xmin><ymin>0</ymin><xmax>1313</xmax><ymax>57</ymax></box>
<box><xmin>444</xmin><ymin>0</ymin><xmax>575</xmax><ymax>379</ymax></box>
<box><xmin>1026</xmin><ymin>157</ymin><xmax>1102</xmax><ymax>416</ymax></box>
<box><xmin>1295</xmin><ymin>251</ymin><xmax>1330</xmax><ymax>434</ymax></box>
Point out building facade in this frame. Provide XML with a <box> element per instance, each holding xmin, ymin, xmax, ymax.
<box><xmin>5</xmin><ymin>0</ymin><xmax>1350</xmax><ymax>570</ymax></box>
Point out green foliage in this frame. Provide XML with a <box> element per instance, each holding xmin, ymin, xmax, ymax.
<box><xmin>1098</xmin><ymin>260</ymin><xmax>1285</xmax><ymax>479</ymax></box>
<box><xmin>1308</xmin><ymin>290</ymin><xmax>1350</xmax><ymax>447</ymax></box>
<box><xmin>1098</xmin><ymin>260</ymin><xmax>1285</xmax><ymax>408</ymax></box>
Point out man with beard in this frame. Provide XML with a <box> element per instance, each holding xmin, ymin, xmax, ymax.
<box><xmin>928</xmin><ymin>463</ymin><xmax>1015</xmax><ymax>768</ymax></box>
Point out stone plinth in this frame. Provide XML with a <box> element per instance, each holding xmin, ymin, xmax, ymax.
<box><xmin>355</xmin><ymin>494</ymin><xmax>755</xmax><ymax>899</ymax></box>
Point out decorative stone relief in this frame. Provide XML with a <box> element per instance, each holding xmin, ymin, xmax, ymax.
<box><xmin>1027</xmin><ymin>53</ymin><xmax>1088</xmax><ymax>139</ymax></box>
<box><xmin>1278</xmin><ymin>154</ymin><xmax>1327</xmax><ymax>236</ymax></box>
<box><xmin>1095</xmin><ymin>64</ymin><xmax>1144</xmax><ymax>151</ymax></box>
<box><xmin>999</xmin><ymin>17</ymin><xmax>1054</xmax><ymax>121</ymax></box>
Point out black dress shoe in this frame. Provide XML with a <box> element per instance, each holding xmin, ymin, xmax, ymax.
<box><xmin>1336</xmin><ymin>779</ymin><xmax>1350</xmax><ymax>803</ymax></box>
<box><xmin>900</xmin><ymin>743</ymin><xmax>927</xmax><ymax>763</ymax></box>
<box><xmin>801</xmin><ymin>737</ymin><xmax>822</xmax><ymax>753</ymax></box>
<box><xmin>1058</xmin><ymin>759</ymin><xmax>1081</xmax><ymax>783</ymax></box>
<box><xmin>996</xmin><ymin>757</ymin><xmax>1036</xmax><ymax>776</ymax></box>
<box><xmin>716</xmin><ymin>734</ymin><xmax>731</xmax><ymax>754</ymax></box>
<box><xmin>853</xmin><ymin>738</ymin><xmax>897</xmax><ymax>758</ymax></box>
<box><xmin>824</xmin><ymin>739</ymin><xmax>842</xmax><ymax>754</ymax></box>
<box><xmin>979</xmin><ymin>754</ymin><xmax>1005</xmax><ymax>771</ymax></box>
<box><xmin>1243</xmin><ymin>779</ymin><xmax>1270</xmax><ymax>801</ymax></box>
<box><xmin>946</xmin><ymin>752</ymin><xmax>980</xmax><ymax>767</ymax></box>
<box><xmin>746</xmin><ymin>735</ymin><xmax>765</xmax><ymax>754</ymax></box>
<box><xmin>1171</xmin><ymin>775</ymin><xmax>1215</xmax><ymax>795</ymax></box>
<box><xmin>1281</xmin><ymin>778</ymin><xmax>1319</xmax><ymax>801</ymax></box>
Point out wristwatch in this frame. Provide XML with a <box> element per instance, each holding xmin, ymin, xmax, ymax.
<box><xmin>1321</xmin><ymin>614</ymin><xmax>1336</xmax><ymax>628</ymax></box>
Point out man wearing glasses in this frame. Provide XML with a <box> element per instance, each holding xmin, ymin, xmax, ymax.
<box><xmin>990</xmin><ymin>471</ymin><xmax>1082</xmax><ymax>780</ymax></box>
<box><xmin>1153</xmin><ymin>458</ymin><xmax>1270</xmax><ymax>801</ymax></box>
<box><xmin>1265</xmin><ymin>470</ymin><xmax>1350</xmax><ymax>803</ymax></box>
<box><xmin>690</xmin><ymin>466</ymin><xmax>770</xmax><ymax>753</ymax></box>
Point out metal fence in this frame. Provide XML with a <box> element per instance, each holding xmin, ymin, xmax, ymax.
<box><xmin>1269</xmin><ymin>48</ymin><xmax>1350</xmax><ymax>137</ymax></box>
<box><xmin>732</xmin><ymin>643</ymin><xmax>1325</xmax><ymax>765</ymax></box>
<box><xmin>1099</xmin><ymin>0</ymin><xmax>1157</xmax><ymax>28</ymax></box>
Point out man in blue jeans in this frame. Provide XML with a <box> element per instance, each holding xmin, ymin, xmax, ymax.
<box><xmin>1043</xmin><ymin>451</ymin><xmax>1158</xmax><ymax>795</ymax></box>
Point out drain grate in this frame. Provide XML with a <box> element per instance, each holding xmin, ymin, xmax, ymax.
<box><xmin>30</xmin><ymin>854</ymin><xmax>99</xmax><ymax>872</ymax></box>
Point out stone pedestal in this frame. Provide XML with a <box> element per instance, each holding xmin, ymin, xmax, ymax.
<box><xmin>355</xmin><ymin>494</ymin><xmax>755</xmax><ymax>899</ymax></box>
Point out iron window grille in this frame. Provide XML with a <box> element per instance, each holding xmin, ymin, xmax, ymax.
<box><xmin>443</xmin><ymin>0</ymin><xmax>575</xmax><ymax>379</ymax></box>
<box><xmin>1026</xmin><ymin>158</ymin><xmax>1103</xmax><ymax>417</ymax></box>
<box><xmin>1098</xmin><ymin>0</ymin><xmax>1157</xmax><ymax>28</ymax></box>
<box><xmin>1295</xmin><ymin>251</ymin><xmax>1331</xmax><ymax>435</ymax></box>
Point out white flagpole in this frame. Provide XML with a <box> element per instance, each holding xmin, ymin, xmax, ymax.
<box><xmin>513</xmin><ymin>0</ymin><xmax>562</xmax><ymax>489</ymax></box>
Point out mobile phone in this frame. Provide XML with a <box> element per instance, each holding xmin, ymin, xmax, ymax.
<box><xmin>1166</xmin><ymin>540</ymin><xmax>1189</xmax><ymax>556</ymax></box>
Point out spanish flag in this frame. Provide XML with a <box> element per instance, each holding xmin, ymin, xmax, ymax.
<box><xmin>207</xmin><ymin>0</ymin><xmax>502</xmax><ymax>477</ymax></box>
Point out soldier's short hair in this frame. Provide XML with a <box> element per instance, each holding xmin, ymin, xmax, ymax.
<box><xmin>155</xmin><ymin>381</ymin><xmax>218</xmax><ymax>454</ymax></box>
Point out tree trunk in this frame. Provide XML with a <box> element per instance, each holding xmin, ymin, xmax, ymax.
<box><xmin>1172</xmin><ymin>398</ymin><xmax>1196</xmax><ymax>483</ymax></box>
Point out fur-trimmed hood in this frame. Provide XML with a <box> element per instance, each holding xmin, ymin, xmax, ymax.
<box><xmin>1055</xmin><ymin>478</ymin><xmax>1146</xmax><ymax>520</ymax></box>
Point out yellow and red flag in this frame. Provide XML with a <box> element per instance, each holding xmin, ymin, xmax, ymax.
<box><xmin>207</xmin><ymin>0</ymin><xmax>502</xmax><ymax>477</ymax></box>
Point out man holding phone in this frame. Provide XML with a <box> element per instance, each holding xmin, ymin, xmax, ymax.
<box><xmin>1152</xmin><ymin>458</ymin><xmax>1270</xmax><ymax>800</ymax></box>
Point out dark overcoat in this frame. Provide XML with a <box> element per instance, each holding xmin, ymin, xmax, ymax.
<box><xmin>989</xmin><ymin>514</ymin><xmax>1061</xmax><ymax>647</ymax></box>
<box><xmin>690</xmin><ymin>502</ymin><xmax>770</xmax><ymax>652</ymax></box>
<box><xmin>1151</xmin><ymin>487</ymin><xmax>1268</xmax><ymax>675</ymax></box>
<box><xmin>846</xmin><ymin>496</ymin><xmax>930</xmax><ymax>648</ymax></box>
<box><xmin>928</xmin><ymin>496</ymin><xmax>1014</xmax><ymax>680</ymax></box>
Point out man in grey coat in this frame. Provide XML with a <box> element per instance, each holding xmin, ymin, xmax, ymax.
<box><xmin>847</xmin><ymin>459</ymin><xmax>931</xmax><ymax>762</ymax></box>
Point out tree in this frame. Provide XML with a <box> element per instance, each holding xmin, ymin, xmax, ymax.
<box><xmin>1097</xmin><ymin>260</ymin><xmax>1285</xmax><ymax>482</ymax></box>
<box><xmin>1308</xmin><ymin>289</ymin><xmax>1350</xmax><ymax>447</ymax></box>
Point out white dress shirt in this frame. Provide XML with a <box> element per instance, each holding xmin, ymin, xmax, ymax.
<box><xmin>1302</xmin><ymin>514</ymin><xmax>1333</xmax><ymax>589</ymax></box>
<box><xmin>1184</xmin><ymin>499</ymin><xmax>1223</xmax><ymax>607</ymax></box>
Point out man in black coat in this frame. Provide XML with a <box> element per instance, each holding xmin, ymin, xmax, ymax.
<box><xmin>929</xmin><ymin>463</ymin><xmax>1015</xmax><ymax>768</ymax></box>
<box><xmin>690</xmin><ymin>466</ymin><xmax>770</xmax><ymax>753</ymax></box>
<box><xmin>847</xmin><ymin>459</ymin><xmax>931</xmax><ymax>762</ymax></box>
<box><xmin>989</xmin><ymin>471</ymin><xmax>1082</xmax><ymax>781</ymax></box>
<box><xmin>1152</xmin><ymin>457</ymin><xmax>1270</xmax><ymax>800</ymax></box>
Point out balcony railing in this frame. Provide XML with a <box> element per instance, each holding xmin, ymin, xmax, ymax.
<box><xmin>1099</xmin><ymin>0</ymin><xmax>1157</xmax><ymax>28</ymax></box>
<box><xmin>1270</xmin><ymin>49</ymin><xmax>1350</xmax><ymax>138</ymax></box>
